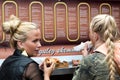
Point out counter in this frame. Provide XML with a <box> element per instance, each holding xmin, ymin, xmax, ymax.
<box><xmin>52</xmin><ymin>67</ymin><xmax>76</xmax><ymax>75</ymax></box>
<box><xmin>51</xmin><ymin>66</ymin><xmax>76</xmax><ymax>80</ymax></box>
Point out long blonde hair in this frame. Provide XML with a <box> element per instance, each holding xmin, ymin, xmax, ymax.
<box><xmin>90</xmin><ymin>14</ymin><xmax>120</xmax><ymax>80</ymax></box>
<box><xmin>2</xmin><ymin>15</ymin><xmax>38</xmax><ymax>49</ymax></box>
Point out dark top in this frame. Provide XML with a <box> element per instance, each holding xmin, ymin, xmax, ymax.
<box><xmin>0</xmin><ymin>49</ymin><xmax>43</xmax><ymax>80</ymax></box>
<box><xmin>72</xmin><ymin>52</ymin><xmax>120</xmax><ymax>80</ymax></box>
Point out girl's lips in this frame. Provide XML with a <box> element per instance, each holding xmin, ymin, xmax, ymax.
<box><xmin>35</xmin><ymin>50</ymin><xmax>39</xmax><ymax>53</ymax></box>
<box><xmin>35</xmin><ymin>50</ymin><xmax>39</xmax><ymax>52</ymax></box>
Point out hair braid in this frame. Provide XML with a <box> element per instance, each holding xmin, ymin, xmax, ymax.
<box><xmin>103</xmin><ymin>16</ymin><xmax>116</xmax><ymax>80</ymax></box>
<box><xmin>104</xmin><ymin>30</ymin><xmax>116</xmax><ymax>80</ymax></box>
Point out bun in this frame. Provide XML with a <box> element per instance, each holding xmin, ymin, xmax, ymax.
<box><xmin>45</xmin><ymin>57</ymin><xmax>60</xmax><ymax>66</ymax></box>
<box><xmin>55</xmin><ymin>61</ymin><xmax>69</xmax><ymax>68</ymax></box>
<box><xmin>45</xmin><ymin>57</ymin><xmax>69</xmax><ymax>68</ymax></box>
<box><xmin>2</xmin><ymin>15</ymin><xmax>21</xmax><ymax>34</ymax></box>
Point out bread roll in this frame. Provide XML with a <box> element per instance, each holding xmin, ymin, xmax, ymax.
<box><xmin>45</xmin><ymin>57</ymin><xmax>69</xmax><ymax>68</ymax></box>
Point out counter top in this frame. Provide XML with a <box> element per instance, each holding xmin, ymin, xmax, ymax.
<box><xmin>52</xmin><ymin>67</ymin><xmax>76</xmax><ymax>75</ymax></box>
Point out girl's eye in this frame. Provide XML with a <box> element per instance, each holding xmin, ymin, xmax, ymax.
<box><xmin>32</xmin><ymin>38</ymin><xmax>41</xmax><ymax>43</ymax></box>
<box><xmin>33</xmin><ymin>39</ymin><xmax>41</xmax><ymax>43</ymax></box>
<box><xmin>39</xmin><ymin>39</ymin><xmax>41</xmax><ymax>42</ymax></box>
<box><xmin>33</xmin><ymin>39</ymin><xmax>38</xmax><ymax>43</ymax></box>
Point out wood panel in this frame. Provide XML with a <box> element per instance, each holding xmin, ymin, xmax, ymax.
<box><xmin>0</xmin><ymin>0</ymin><xmax>120</xmax><ymax>58</ymax></box>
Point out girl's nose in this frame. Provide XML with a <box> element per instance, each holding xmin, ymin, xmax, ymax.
<box><xmin>37</xmin><ymin>41</ymin><xmax>41</xmax><ymax>48</ymax></box>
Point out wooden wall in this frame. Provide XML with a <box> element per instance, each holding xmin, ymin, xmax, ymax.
<box><xmin>0</xmin><ymin>0</ymin><xmax>120</xmax><ymax>58</ymax></box>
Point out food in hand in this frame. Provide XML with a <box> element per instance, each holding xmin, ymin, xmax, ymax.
<box><xmin>45</xmin><ymin>57</ymin><xmax>69</xmax><ymax>68</ymax></box>
<box><xmin>45</xmin><ymin>57</ymin><xmax>60</xmax><ymax>67</ymax></box>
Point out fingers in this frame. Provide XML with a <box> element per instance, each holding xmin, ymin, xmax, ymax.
<box><xmin>39</xmin><ymin>61</ymin><xmax>48</xmax><ymax>70</ymax></box>
<box><xmin>44</xmin><ymin>61</ymin><xmax>47</xmax><ymax>68</ymax></box>
<box><xmin>39</xmin><ymin>58</ymin><xmax>56</xmax><ymax>73</ymax></box>
<box><xmin>82</xmin><ymin>43</ymin><xmax>89</xmax><ymax>56</ymax></box>
<box><xmin>39</xmin><ymin>62</ymin><xmax>44</xmax><ymax>70</ymax></box>
<box><xmin>43</xmin><ymin>60</ymin><xmax>55</xmax><ymax>69</ymax></box>
<box><xmin>50</xmin><ymin>62</ymin><xmax>55</xmax><ymax>70</ymax></box>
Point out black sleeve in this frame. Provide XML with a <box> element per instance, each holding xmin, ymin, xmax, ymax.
<box><xmin>23</xmin><ymin>62</ymin><xmax>43</xmax><ymax>80</ymax></box>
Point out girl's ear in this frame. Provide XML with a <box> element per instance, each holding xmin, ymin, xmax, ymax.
<box><xmin>17</xmin><ymin>41</ymin><xmax>23</xmax><ymax>49</ymax></box>
<box><xmin>93</xmin><ymin>32</ymin><xmax>99</xmax><ymax>41</ymax></box>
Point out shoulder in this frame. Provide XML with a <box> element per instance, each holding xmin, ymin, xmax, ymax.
<box><xmin>84</xmin><ymin>52</ymin><xmax>105</xmax><ymax>61</ymax></box>
<box><xmin>80</xmin><ymin>52</ymin><xmax>105</xmax><ymax>68</ymax></box>
<box><xmin>5</xmin><ymin>55</ymin><xmax>37</xmax><ymax>67</ymax></box>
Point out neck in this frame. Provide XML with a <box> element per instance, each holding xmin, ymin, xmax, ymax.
<box><xmin>94</xmin><ymin>41</ymin><xmax>104</xmax><ymax>50</ymax></box>
<box><xmin>94</xmin><ymin>41</ymin><xmax>107</xmax><ymax>55</ymax></box>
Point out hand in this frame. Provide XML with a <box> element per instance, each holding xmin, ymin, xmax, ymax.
<box><xmin>81</xmin><ymin>43</ymin><xmax>89</xmax><ymax>56</ymax></box>
<box><xmin>43</xmin><ymin>60</ymin><xmax>55</xmax><ymax>77</ymax></box>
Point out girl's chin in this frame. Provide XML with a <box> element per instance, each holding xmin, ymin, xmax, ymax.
<box><xmin>33</xmin><ymin>52</ymin><xmax>38</xmax><ymax>57</ymax></box>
